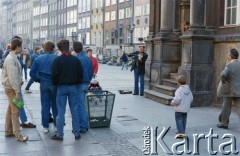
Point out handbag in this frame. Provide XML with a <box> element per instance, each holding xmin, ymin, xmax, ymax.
<box><xmin>13</xmin><ymin>97</ymin><xmax>24</xmax><ymax>109</ymax></box>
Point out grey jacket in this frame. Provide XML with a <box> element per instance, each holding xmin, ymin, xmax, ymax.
<box><xmin>1</xmin><ymin>52</ymin><xmax>22</xmax><ymax>94</ymax></box>
<box><xmin>221</xmin><ymin>59</ymin><xmax>240</xmax><ymax>97</ymax></box>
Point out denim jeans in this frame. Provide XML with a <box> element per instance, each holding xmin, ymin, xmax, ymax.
<box><xmin>79</xmin><ymin>83</ymin><xmax>89</xmax><ymax>131</ymax></box>
<box><xmin>19</xmin><ymin>92</ymin><xmax>27</xmax><ymax>123</ymax></box>
<box><xmin>175</xmin><ymin>112</ymin><xmax>187</xmax><ymax>134</ymax></box>
<box><xmin>121</xmin><ymin>62</ymin><xmax>128</xmax><ymax>70</ymax></box>
<box><xmin>25</xmin><ymin>78</ymin><xmax>34</xmax><ymax>90</ymax></box>
<box><xmin>22</xmin><ymin>64</ymin><xmax>27</xmax><ymax>80</ymax></box>
<box><xmin>134</xmin><ymin>68</ymin><xmax>144</xmax><ymax>95</ymax></box>
<box><xmin>56</xmin><ymin>85</ymin><xmax>81</xmax><ymax>138</ymax></box>
<box><xmin>40</xmin><ymin>81</ymin><xmax>57</xmax><ymax>128</ymax></box>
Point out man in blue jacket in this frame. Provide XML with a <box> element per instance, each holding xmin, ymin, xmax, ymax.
<box><xmin>30</xmin><ymin>41</ymin><xmax>58</xmax><ymax>133</ymax></box>
<box><xmin>73</xmin><ymin>41</ymin><xmax>93</xmax><ymax>133</ymax></box>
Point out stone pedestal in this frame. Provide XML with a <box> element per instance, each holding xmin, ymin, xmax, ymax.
<box><xmin>179</xmin><ymin>35</ymin><xmax>214</xmax><ymax>107</ymax></box>
<box><xmin>145</xmin><ymin>38</ymin><xmax>154</xmax><ymax>89</ymax></box>
<box><xmin>150</xmin><ymin>36</ymin><xmax>181</xmax><ymax>86</ymax></box>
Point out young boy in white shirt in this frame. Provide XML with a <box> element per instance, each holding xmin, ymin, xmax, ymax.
<box><xmin>171</xmin><ymin>75</ymin><xmax>193</xmax><ymax>138</ymax></box>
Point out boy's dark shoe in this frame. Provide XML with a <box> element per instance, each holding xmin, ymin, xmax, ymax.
<box><xmin>75</xmin><ymin>135</ymin><xmax>81</xmax><ymax>140</ymax></box>
<box><xmin>51</xmin><ymin>134</ymin><xmax>63</xmax><ymax>141</ymax></box>
<box><xmin>216</xmin><ymin>123</ymin><xmax>228</xmax><ymax>129</ymax></box>
<box><xmin>21</xmin><ymin>122</ymin><xmax>36</xmax><ymax>128</ymax></box>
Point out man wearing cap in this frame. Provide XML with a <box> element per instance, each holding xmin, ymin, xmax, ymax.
<box><xmin>217</xmin><ymin>48</ymin><xmax>240</xmax><ymax>129</ymax></box>
<box><xmin>128</xmin><ymin>45</ymin><xmax>148</xmax><ymax>96</ymax></box>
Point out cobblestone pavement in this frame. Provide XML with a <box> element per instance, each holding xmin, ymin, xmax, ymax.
<box><xmin>1</xmin><ymin>64</ymin><xmax>240</xmax><ymax>156</ymax></box>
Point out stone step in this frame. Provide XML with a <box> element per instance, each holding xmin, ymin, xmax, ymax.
<box><xmin>144</xmin><ymin>90</ymin><xmax>173</xmax><ymax>105</ymax></box>
<box><xmin>170</xmin><ymin>73</ymin><xmax>178</xmax><ymax>80</ymax></box>
<box><xmin>162</xmin><ymin>79</ymin><xmax>179</xmax><ymax>88</ymax></box>
<box><xmin>153</xmin><ymin>85</ymin><xmax>176</xmax><ymax>96</ymax></box>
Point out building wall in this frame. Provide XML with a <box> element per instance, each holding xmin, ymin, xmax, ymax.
<box><xmin>133</xmin><ymin>0</ymin><xmax>150</xmax><ymax>49</ymax></box>
<box><xmin>91</xmin><ymin>0</ymin><xmax>104</xmax><ymax>52</ymax></box>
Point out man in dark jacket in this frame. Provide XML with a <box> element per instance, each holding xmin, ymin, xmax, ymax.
<box><xmin>74</xmin><ymin>41</ymin><xmax>93</xmax><ymax>133</ymax></box>
<box><xmin>128</xmin><ymin>45</ymin><xmax>148</xmax><ymax>96</ymax></box>
<box><xmin>51</xmin><ymin>39</ymin><xmax>83</xmax><ymax>141</ymax></box>
<box><xmin>120</xmin><ymin>51</ymin><xmax>128</xmax><ymax>70</ymax></box>
<box><xmin>25</xmin><ymin>47</ymin><xmax>41</xmax><ymax>93</ymax></box>
<box><xmin>20</xmin><ymin>48</ymin><xmax>31</xmax><ymax>81</ymax></box>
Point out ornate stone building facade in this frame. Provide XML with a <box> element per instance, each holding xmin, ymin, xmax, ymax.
<box><xmin>144</xmin><ymin>0</ymin><xmax>240</xmax><ymax>107</ymax></box>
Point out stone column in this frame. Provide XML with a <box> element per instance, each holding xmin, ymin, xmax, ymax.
<box><xmin>148</xmin><ymin>0</ymin><xmax>156</xmax><ymax>38</ymax></box>
<box><xmin>190</xmin><ymin>0</ymin><xmax>205</xmax><ymax>28</ymax></box>
<box><xmin>179</xmin><ymin>0</ymin><xmax>214</xmax><ymax>107</ymax></box>
<box><xmin>180</xmin><ymin>0</ymin><xmax>190</xmax><ymax>32</ymax></box>
<box><xmin>160</xmin><ymin>0</ymin><xmax>174</xmax><ymax>33</ymax></box>
<box><xmin>154</xmin><ymin>0</ymin><xmax>161</xmax><ymax>34</ymax></box>
<box><xmin>205</xmin><ymin>0</ymin><xmax>216</xmax><ymax>29</ymax></box>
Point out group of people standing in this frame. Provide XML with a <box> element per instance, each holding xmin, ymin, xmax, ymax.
<box><xmin>1</xmin><ymin>36</ymin><xmax>98</xmax><ymax>142</ymax></box>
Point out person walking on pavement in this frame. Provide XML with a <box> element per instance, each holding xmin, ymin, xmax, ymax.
<box><xmin>1</xmin><ymin>38</ymin><xmax>28</xmax><ymax>142</ymax></box>
<box><xmin>86</xmin><ymin>48</ymin><xmax>98</xmax><ymax>76</ymax></box>
<box><xmin>73</xmin><ymin>41</ymin><xmax>93</xmax><ymax>133</ymax></box>
<box><xmin>217</xmin><ymin>49</ymin><xmax>240</xmax><ymax>129</ymax></box>
<box><xmin>30</xmin><ymin>41</ymin><xmax>58</xmax><ymax>133</ymax></box>
<box><xmin>51</xmin><ymin>39</ymin><xmax>83</xmax><ymax>141</ymax></box>
<box><xmin>25</xmin><ymin>47</ymin><xmax>41</xmax><ymax>93</ymax></box>
<box><xmin>128</xmin><ymin>45</ymin><xmax>148</xmax><ymax>96</ymax></box>
<box><xmin>120</xmin><ymin>51</ymin><xmax>128</xmax><ymax>70</ymax></box>
<box><xmin>20</xmin><ymin>48</ymin><xmax>31</xmax><ymax>82</ymax></box>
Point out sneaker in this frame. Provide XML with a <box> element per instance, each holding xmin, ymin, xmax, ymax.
<box><xmin>75</xmin><ymin>135</ymin><xmax>81</xmax><ymax>140</ymax></box>
<box><xmin>18</xmin><ymin>135</ymin><xmax>28</xmax><ymax>142</ymax></box>
<box><xmin>176</xmin><ymin>133</ymin><xmax>185</xmax><ymax>139</ymax></box>
<box><xmin>51</xmin><ymin>134</ymin><xmax>63</xmax><ymax>141</ymax></box>
<box><xmin>21</xmin><ymin>122</ymin><xmax>36</xmax><ymax>128</ymax></box>
<box><xmin>43</xmin><ymin>128</ymin><xmax>49</xmax><ymax>133</ymax></box>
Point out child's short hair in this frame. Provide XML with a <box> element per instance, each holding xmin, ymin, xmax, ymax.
<box><xmin>177</xmin><ymin>75</ymin><xmax>186</xmax><ymax>85</ymax></box>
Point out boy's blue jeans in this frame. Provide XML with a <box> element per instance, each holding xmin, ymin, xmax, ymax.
<box><xmin>56</xmin><ymin>85</ymin><xmax>81</xmax><ymax>138</ymax></box>
<box><xmin>40</xmin><ymin>81</ymin><xmax>57</xmax><ymax>128</ymax></box>
<box><xmin>175</xmin><ymin>112</ymin><xmax>187</xmax><ymax>134</ymax></box>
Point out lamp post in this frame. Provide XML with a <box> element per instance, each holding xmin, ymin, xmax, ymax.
<box><xmin>129</xmin><ymin>24</ymin><xmax>135</xmax><ymax>46</ymax></box>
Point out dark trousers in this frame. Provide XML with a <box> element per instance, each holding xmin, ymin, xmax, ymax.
<box><xmin>25</xmin><ymin>78</ymin><xmax>34</xmax><ymax>90</ymax></box>
<box><xmin>22</xmin><ymin>64</ymin><xmax>27</xmax><ymax>80</ymax></box>
<box><xmin>175</xmin><ymin>112</ymin><xmax>187</xmax><ymax>134</ymax></box>
<box><xmin>219</xmin><ymin>97</ymin><xmax>240</xmax><ymax>126</ymax></box>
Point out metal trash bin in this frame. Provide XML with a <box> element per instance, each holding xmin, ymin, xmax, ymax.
<box><xmin>85</xmin><ymin>91</ymin><xmax>115</xmax><ymax>128</ymax></box>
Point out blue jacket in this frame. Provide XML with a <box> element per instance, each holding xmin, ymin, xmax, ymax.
<box><xmin>76</xmin><ymin>52</ymin><xmax>93</xmax><ymax>83</ymax></box>
<box><xmin>30</xmin><ymin>52</ymin><xmax>57</xmax><ymax>82</ymax></box>
<box><xmin>31</xmin><ymin>53</ymin><xmax>40</xmax><ymax>65</ymax></box>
